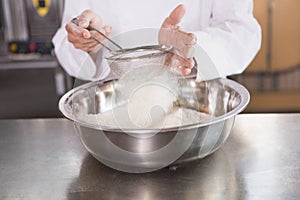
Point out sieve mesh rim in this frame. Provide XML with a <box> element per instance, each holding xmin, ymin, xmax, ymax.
<box><xmin>105</xmin><ymin>45</ymin><xmax>171</xmax><ymax>62</ymax></box>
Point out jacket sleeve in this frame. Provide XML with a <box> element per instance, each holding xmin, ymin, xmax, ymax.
<box><xmin>194</xmin><ymin>0</ymin><xmax>262</xmax><ymax>80</ymax></box>
<box><xmin>52</xmin><ymin>0</ymin><xmax>110</xmax><ymax>81</ymax></box>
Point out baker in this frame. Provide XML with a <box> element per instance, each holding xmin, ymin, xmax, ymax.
<box><xmin>52</xmin><ymin>0</ymin><xmax>261</xmax><ymax>81</ymax></box>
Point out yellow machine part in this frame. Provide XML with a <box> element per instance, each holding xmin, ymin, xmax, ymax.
<box><xmin>32</xmin><ymin>0</ymin><xmax>51</xmax><ymax>17</ymax></box>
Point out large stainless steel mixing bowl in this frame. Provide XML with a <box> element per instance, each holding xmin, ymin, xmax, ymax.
<box><xmin>59</xmin><ymin>78</ymin><xmax>250</xmax><ymax>173</ymax></box>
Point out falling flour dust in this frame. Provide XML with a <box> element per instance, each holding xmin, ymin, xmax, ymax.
<box><xmin>81</xmin><ymin>64</ymin><xmax>211</xmax><ymax>129</ymax></box>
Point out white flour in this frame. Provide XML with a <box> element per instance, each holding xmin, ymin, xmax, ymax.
<box><xmin>80</xmin><ymin>64</ymin><xmax>212</xmax><ymax>129</ymax></box>
<box><xmin>111</xmin><ymin>64</ymin><xmax>180</xmax><ymax>128</ymax></box>
<box><xmin>127</xmin><ymin>83</ymin><xmax>177</xmax><ymax>128</ymax></box>
<box><xmin>82</xmin><ymin>106</ymin><xmax>211</xmax><ymax>129</ymax></box>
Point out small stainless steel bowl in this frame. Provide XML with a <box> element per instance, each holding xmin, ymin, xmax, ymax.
<box><xmin>59</xmin><ymin>78</ymin><xmax>250</xmax><ymax>173</ymax></box>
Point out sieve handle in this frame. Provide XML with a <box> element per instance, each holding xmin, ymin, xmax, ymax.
<box><xmin>71</xmin><ymin>18</ymin><xmax>123</xmax><ymax>52</ymax></box>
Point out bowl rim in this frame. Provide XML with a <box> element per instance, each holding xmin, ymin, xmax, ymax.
<box><xmin>59</xmin><ymin>78</ymin><xmax>250</xmax><ymax>133</ymax></box>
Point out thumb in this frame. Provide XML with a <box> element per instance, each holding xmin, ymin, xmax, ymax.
<box><xmin>161</xmin><ymin>4</ymin><xmax>186</xmax><ymax>29</ymax></box>
<box><xmin>78</xmin><ymin>9</ymin><xmax>102</xmax><ymax>29</ymax></box>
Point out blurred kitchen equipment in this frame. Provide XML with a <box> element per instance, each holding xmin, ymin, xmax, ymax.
<box><xmin>0</xmin><ymin>1</ymin><xmax>5</xmax><ymax>55</ymax></box>
<box><xmin>234</xmin><ymin>0</ymin><xmax>300</xmax><ymax>112</ymax></box>
<box><xmin>0</xmin><ymin>0</ymin><xmax>69</xmax><ymax>119</ymax></box>
<box><xmin>59</xmin><ymin>78</ymin><xmax>250</xmax><ymax>173</ymax></box>
<box><xmin>0</xmin><ymin>0</ymin><xmax>63</xmax><ymax>56</ymax></box>
<box><xmin>1</xmin><ymin>0</ymin><xmax>28</xmax><ymax>42</ymax></box>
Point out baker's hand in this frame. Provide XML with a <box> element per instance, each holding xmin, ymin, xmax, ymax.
<box><xmin>65</xmin><ymin>9</ymin><xmax>112</xmax><ymax>53</ymax></box>
<box><xmin>159</xmin><ymin>4</ymin><xmax>197</xmax><ymax>75</ymax></box>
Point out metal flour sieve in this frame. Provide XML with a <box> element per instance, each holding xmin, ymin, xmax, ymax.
<box><xmin>71</xmin><ymin>17</ymin><xmax>185</xmax><ymax>78</ymax></box>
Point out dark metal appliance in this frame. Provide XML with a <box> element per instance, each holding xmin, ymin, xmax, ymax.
<box><xmin>0</xmin><ymin>0</ymin><xmax>64</xmax><ymax>56</ymax></box>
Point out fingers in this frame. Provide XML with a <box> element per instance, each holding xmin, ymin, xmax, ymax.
<box><xmin>73</xmin><ymin>42</ymin><xmax>99</xmax><ymax>52</ymax></box>
<box><xmin>77</xmin><ymin>9</ymin><xmax>102</xmax><ymax>30</ymax></box>
<box><xmin>65</xmin><ymin>9</ymin><xmax>109</xmax><ymax>52</ymax></box>
<box><xmin>161</xmin><ymin>4</ymin><xmax>185</xmax><ymax>29</ymax></box>
<box><xmin>66</xmin><ymin>19</ymin><xmax>112</xmax><ymax>52</ymax></box>
<box><xmin>66</xmin><ymin>22</ymin><xmax>91</xmax><ymax>39</ymax></box>
<box><xmin>170</xmin><ymin>30</ymin><xmax>197</xmax><ymax>58</ymax></box>
<box><xmin>165</xmin><ymin>53</ymin><xmax>195</xmax><ymax>75</ymax></box>
<box><xmin>159</xmin><ymin>28</ymin><xmax>196</xmax><ymax>58</ymax></box>
<box><xmin>159</xmin><ymin>4</ymin><xmax>197</xmax><ymax>58</ymax></box>
<box><xmin>159</xmin><ymin>4</ymin><xmax>185</xmax><ymax>47</ymax></box>
<box><xmin>74</xmin><ymin>9</ymin><xmax>103</xmax><ymax>40</ymax></box>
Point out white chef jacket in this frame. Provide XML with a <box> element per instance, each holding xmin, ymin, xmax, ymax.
<box><xmin>52</xmin><ymin>0</ymin><xmax>261</xmax><ymax>81</ymax></box>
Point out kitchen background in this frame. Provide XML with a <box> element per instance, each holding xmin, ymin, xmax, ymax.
<box><xmin>0</xmin><ymin>0</ymin><xmax>299</xmax><ymax>119</ymax></box>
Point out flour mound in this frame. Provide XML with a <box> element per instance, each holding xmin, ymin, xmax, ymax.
<box><xmin>81</xmin><ymin>64</ymin><xmax>212</xmax><ymax>129</ymax></box>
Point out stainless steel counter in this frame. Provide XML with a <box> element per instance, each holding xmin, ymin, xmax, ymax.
<box><xmin>0</xmin><ymin>56</ymin><xmax>58</xmax><ymax>70</ymax></box>
<box><xmin>0</xmin><ymin>114</ymin><xmax>300</xmax><ymax>200</ymax></box>
<box><xmin>0</xmin><ymin>57</ymin><xmax>72</xmax><ymax>119</ymax></box>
